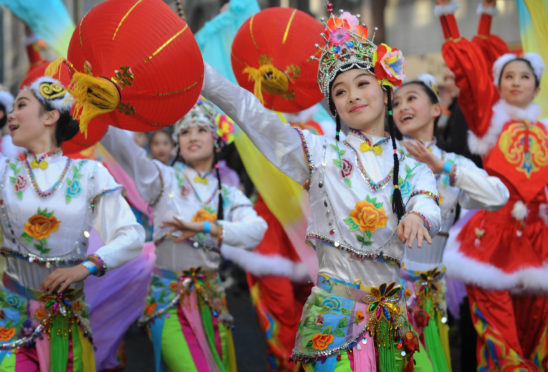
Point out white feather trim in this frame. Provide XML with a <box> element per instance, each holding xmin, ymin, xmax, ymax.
<box><xmin>468</xmin><ymin>100</ymin><xmax>542</xmax><ymax>155</ymax></box>
<box><xmin>220</xmin><ymin>245</ymin><xmax>311</xmax><ymax>283</ymax></box>
<box><xmin>511</xmin><ymin>200</ymin><xmax>528</xmax><ymax>220</ymax></box>
<box><xmin>27</xmin><ymin>76</ymin><xmax>73</xmax><ymax>114</ymax></box>
<box><xmin>476</xmin><ymin>3</ymin><xmax>499</xmax><ymax>16</ymax></box>
<box><xmin>434</xmin><ymin>2</ymin><xmax>458</xmax><ymax>16</ymax></box>
<box><xmin>443</xmin><ymin>248</ymin><xmax>548</xmax><ymax>292</ymax></box>
<box><xmin>493</xmin><ymin>52</ymin><xmax>545</xmax><ymax>87</ymax></box>
<box><xmin>0</xmin><ymin>90</ymin><xmax>14</xmax><ymax>113</ymax></box>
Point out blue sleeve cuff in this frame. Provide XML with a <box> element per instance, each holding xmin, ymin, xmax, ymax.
<box><xmin>81</xmin><ymin>260</ymin><xmax>98</xmax><ymax>275</ymax></box>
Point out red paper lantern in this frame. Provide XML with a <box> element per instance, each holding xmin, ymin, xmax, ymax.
<box><xmin>231</xmin><ymin>7</ymin><xmax>323</xmax><ymax>113</ymax></box>
<box><xmin>66</xmin><ymin>0</ymin><xmax>203</xmax><ymax>133</ymax></box>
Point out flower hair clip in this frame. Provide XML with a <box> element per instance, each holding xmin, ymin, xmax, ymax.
<box><xmin>312</xmin><ymin>5</ymin><xmax>405</xmax><ymax>97</ymax></box>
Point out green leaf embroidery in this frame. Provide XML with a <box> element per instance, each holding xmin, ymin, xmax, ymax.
<box><xmin>9</xmin><ymin>176</ymin><xmax>16</xmax><ymax>184</ymax></box>
<box><xmin>356</xmin><ymin>234</ymin><xmax>365</xmax><ymax>243</ymax></box>
<box><xmin>363</xmin><ymin>241</ymin><xmax>372</xmax><ymax>246</ymax></box>
<box><xmin>333</xmin><ymin>328</ymin><xmax>346</xmax><ymax>337</ymax></box>
<box><xmin>66</xmin><ymin>195</ymin><xmax>71</xmax><ymax>204</ymax></box>
<box><xmin>365</xmin><ymin>230</ymin><xmax>372</xmax><ymax>239</ymax></box>
<box><xmin>66</xmin><ymin>178</ymin><xmax>73</xmax><ymax>186</ymax></box>
<box><xmin>344</xmin><ymin>217</ymin><xmax>359</xmax><ymax>231</ymax></box>
<box><xmin>16</xmin><ymin>191</ymin><xmax>23</xmax><ymax>200</ymax></box>
<box><xmin>321</xmin><ymin>325</ymin><xmax>333</xmax><ymax>335</ymax></box>
<box><xmin>341</xmin><ymin>308</ymin><xmax>351</xmax><ymax>315</ymax></box>
<box><xmin>343</xmin><ymin>178</ymin><xmax>352</xmax><ymax>187</ymax></box>
<box><xmin>21</xmin><ymin>233</ymin><xmax>33</xmax><ymax>243</ymax></box>
<box><xmin>333</xmin><ymin>159</ymin><xmax>342</xmax><ymax>168</ymax></box>
<box><xmin>306</xmin><ymin>339</ymin><xmax>313</xmax><ymax>348</ymax></box>
<box><xmin>337</xmin><ymin>317</ymin><xmax>348</xmax><ymax>328</ymax></box>
<box><xmin>9</xmin><ymin>163</ymin><xmax>16</xmax><ymax>171</ymax></box>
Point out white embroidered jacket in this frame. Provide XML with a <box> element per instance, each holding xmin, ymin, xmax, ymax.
<box><xmin>402</xmin><ymin>144</ymin><xmax>509</xmax><ymax>271</ymax></box>
<box><xmin>0</xmin><ymin>152</ymin><xmax>144</xmax><ymax>290</ymax></box>
<box><xmin>101</xmin><ymin>127</ymin><xmax>267</xmax><ymax>273</ymax></box>
<box><xmin>202</xmin><ymin>64</ymin><xmax>441</xmax><ymax>287</ymax></box>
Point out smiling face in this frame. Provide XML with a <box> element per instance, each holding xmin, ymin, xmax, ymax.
<box><xmin>177</xmin><ymin>125</ymin><xmax>215</xmax><ymax>168</ymax></box>
<box><xmin>330</xmin><ymin>69</ymin><xmax>387</xmax><ymax>134</ymax></box>
<box><xmin>8</xmin><ymin>89</ymin><xmax>57</xmax><ymax>150</ymax></box>
<box><xmin>498</xmin><ymin>60</ymin><xmax>539</xmax><ymax>108</ymax></box>
<box><xmin>150</xmin><ymin>131</ymin><xmax>174</xmax><ymax>165</ymax></box>
<box><xmin>392</xmin><ymin>83</ymin><xmax>441</xmax><ymax>140</ymax></box>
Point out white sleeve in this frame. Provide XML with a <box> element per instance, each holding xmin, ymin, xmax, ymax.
<box><xmin>217</xmin><ymin>190</ymin><xmax>267</xmax><ymax>250</ymax></box>
<box><xmin>453</xmin><ymin>156</ymin><xmax>509</xmax><ymax>211</ymax></box>
<box><xmin>406</xmin><ymin>162</ymin><xmax>441</xmax><ymax>235</ymax></box>
<box><xmin>90</xmin><ymin>164</ymin><xmax>145</xmax><ymax>271</ymax></box>
<box><xmin>201</xmin><ymin>63</ymin><xmax>313</xmax><ymax>185</ymax></box>
<box><xmin>100</xmin><ymin>126</ymin><xmax>165</xmax><ymax>205</ymax></box>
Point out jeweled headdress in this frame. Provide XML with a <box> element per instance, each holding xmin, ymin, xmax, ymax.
<box><xmin>173</xmin><ymin>97</ymin><xmax>235</xmax><ymax>145</ymax></box>
<box><xmin>313</xmin><ymin>7</ymin><xmax>406</xmax><ymax>97</ymax></box>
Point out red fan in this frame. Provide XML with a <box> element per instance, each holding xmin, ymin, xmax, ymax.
<box><xmin>66</xmin><ymin>0</ymin><xmax>203</xmax><ymax>133</ymax></box>
<box><xmin>231</xmin><ymin>7</ymin><xmax>323</xmax><ymax>113</ymax></box>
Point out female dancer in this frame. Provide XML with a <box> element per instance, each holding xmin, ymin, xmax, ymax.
<box><xmin>101</xmin><ymin>98</ymin><xmax>267</xmax><ymax>372</ymax></box>
<box><xmin>0</xmin><ymin>75</ymin><xmax>144</xmax><ymax>371</ymax></box>
<box><xmin>201</xmin><ymin>9</ymin><xmax>441</xmax><ymax>372</ymax></box>
<box><xmin>435</xmin><ymin>0</ymin><xmax>548</xmax><ymax>369</ymax></box>
<box><xmin>392</xmin><ymin>74</ymin><xmax>509</xmax><ymax>371</ymax></box>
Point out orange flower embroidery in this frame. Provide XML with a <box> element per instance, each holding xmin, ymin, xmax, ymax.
<box><xmin>145</xmin><ymin>303</ymin><xmax>157</xmax><ymax>316</ymax></box>
<box><xmin>169</xmin><ymin>282</ymin><xmax>178</xmax><ymax>291</ymax></box>
<box><xmin>350</xmin><ymin>199</ymin><xmax>387</xmax><ymax>232</ymax></box>
<box><xmin>35</xmin><ymin>308</ymin><xmax>47</xmax><ymax>320</ymax></box>
<box><xmin>192</xmin><ymin>208</ymin><xmax>217</xmax><ymax>223</ymax></box>
<box><xmin>355</xmin><ymin>310</ymin><xmax>365</xmax><ymax>323</ymax></box>
<box><xmin>23</xmin><ymin>209</ymin><xmax>60</xmax><ymax>240</ymax></box>
<box><xmin>0</xmin><ymin>327</ymin><xmax>16</xmax><ymax>341</ymax></box>
<box><xmin>311</xmin><ymin>333</ymin><xmax>334</xmax><ymax>350</ymax></box>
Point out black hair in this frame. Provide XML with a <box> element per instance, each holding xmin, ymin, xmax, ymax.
<box><xmin>395</xmin><ymin>80</ymin><xmax>441</xmax><ymax>134</ymax></box>
<box><xmin>499</xmin><ymin>58</ymin><xmax>540</xmax><ymax>88</ymax></box>
<box><xmin>327</xmin><ymin>69</ymin><xmax>405</xmax><ymax>221</ymax></box>
<box><xmin>385</xmin><ymin>86</ymin><xmax>405</xmax><ymax>221</ymax></box>
<box><xmin>37</xmin><ymin>99</ymin><xmax>79</xmax><ymax>146</ymax></box>
<box><xmin>0</xmin><ymin>103</ymin><xmax>6</xmax><ymax>130</ymax></box>
<box><xmin>150</xmin><ymin>128</ymin><xmax>174</xmax><ymax>145</ymax></box>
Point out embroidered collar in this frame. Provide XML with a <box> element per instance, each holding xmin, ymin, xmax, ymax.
<box><xmin>24</xmin><ymin>150</ymin><xmax>63</xmax><ymax>170</ymax></box>
<box><xmin>349</xmin><ymin>128</ymin><xmax>390</xmax><ymax>146</ymax></box>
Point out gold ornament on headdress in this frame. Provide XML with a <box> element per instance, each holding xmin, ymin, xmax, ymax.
<box><xmin>39</xmin><ymin>82</ymin><xmax>66</xmax><ymax>100</ymax></box>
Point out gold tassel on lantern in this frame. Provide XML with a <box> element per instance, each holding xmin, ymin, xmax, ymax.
<box><xmin>68</xmin><ymin>72</ymin><xmax>120</xmax><ymax>137</ymax></box>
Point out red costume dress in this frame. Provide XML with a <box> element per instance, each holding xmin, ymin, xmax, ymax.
<box><xmin>437</xmin><ymin>5</ymin><xmax>548</xmax><ymax>371</ymax></box>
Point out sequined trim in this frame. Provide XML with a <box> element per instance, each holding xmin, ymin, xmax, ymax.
<box><xmin>448</xmin><ymin>163</ymin><xmax>457</xmax><ymax>186</ymax></box>
<box><xmin>306</xmin><ymin>233</ymin><xmax>401</xmax><ymax>267</ymax></box>
<box><xmin>86</xmin><ymin>253</ymin><xmax>107</xmax><ymax>276</ymax></box>
<box><xmin>294</xmin><ymin>128</ymin><xmax>313</xmax><ymax>172</ymax></box>
<box><xmin>0</xmin><ymin>248</ymin><xmax>84</xmax><ymax>267</ymax></box>
<box><xmin>90</xmin><ymin>186</ymin><xmax>124</xmax><ymax>210</ymax></box>
<box><xmin>409</xmin><ymin>190</ymin><xmax>440</xmax><ymax>205</ymax></box>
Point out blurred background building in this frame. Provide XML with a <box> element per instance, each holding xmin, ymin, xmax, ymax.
<box><xmin>1</xmin><ymin>0</ymin><xmax>519</xmax><ymax>98</ymax></box>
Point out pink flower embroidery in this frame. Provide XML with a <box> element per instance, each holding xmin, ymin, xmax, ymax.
<box><xmin>14</xmin><ymin>174</ymin><xmax>27</xmax><ymax>192</ymax></box>
<box><xmin>341</xmin><ymin>159</ymin><xmax>353</xmax><ymax>178</ymax></box>
<box><xmin>329</xmin><ymin>27</ymin><xmax>351</xmax><ymax>46</ymax></box>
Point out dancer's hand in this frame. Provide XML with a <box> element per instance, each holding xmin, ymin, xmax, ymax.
<box><xmin>397</xmin><ymin>213</ymin><xmax>432</xmax><ymax>248</ymax></box>
<box><xmin>161</xmin><ymin>217</ymin><xmax>219</xmax><ymax>242</ymax></box>
<box><xmin>402</xmin><ymin>139</ymin><xmax>444</xmax><ymax>174</ymax></box>
<box><xmin>40</xmin><ymin>265</ymin><xmax>90</xmax><ymax>294</ymax></box>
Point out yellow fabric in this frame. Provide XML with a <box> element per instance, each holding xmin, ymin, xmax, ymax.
<box><xmin>77</xmin><ymin>327</ymin><xmax>96</xmax><ymax>372</ymax></box>
<box><xmin>68</xmin><ymin>72</ymin><xmax>120</xmax><ymax>137</ymax></box>
<box><xmin>438</xmin><ymin>319</ymin><xmax>452</xmax><ymax>369</ymax></box>
<box><xmin>224</xmin><ymin>326</ymin><xmax>237</xmax><ymax>372</ymax></box>
<box><xmin>521</xmin><ymin>1</ymin><xmax>548</xmax><ymax>117</ymax></box>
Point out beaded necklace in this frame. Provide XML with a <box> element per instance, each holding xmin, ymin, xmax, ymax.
<box><xmin>183</xmin><ymin>170</ymin><xmax>218</xmax><ymax>205</ymax></box>
<box><xmin>349</xmin><ymin>129</ymin><xmax>389</xmax><ymax>154</ymax></box>
<box><xmin>27</xmin><ymin>150</ymin><xmax>62</xmax><ymax>170</ymax></box>
<box><xmin>344</xmin><ymin>140</ymin><xmax>394</xmax><ymax>192</ymax></box>
<box><xmin>25</xmin><ymin>157</ymin><xmax>72</xmax><ymax>198</ymax></box>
